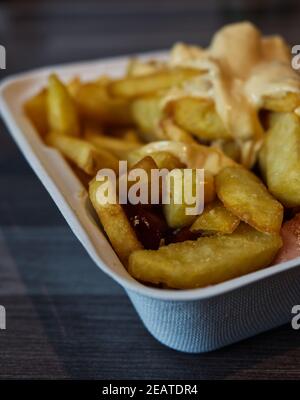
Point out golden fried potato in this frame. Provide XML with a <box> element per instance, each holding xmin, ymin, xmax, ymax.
<box><xmin>108</xmin><ymin>127</ymin><xmax>143</xmax><ymax>144</ymax></box>
<box><xmin>75</xmin><ymin>82</ymin><xmax>132</xmax><ymax>126</ymax></box>
<box><xmin>46</xmin><ymin>132</ymin><xmax>119</xmax><ymax>175</ymax></box>
<box><xmin>110</xmin><ymin>68</ymin><xmax>200</xmax><ymax>98</ymax></box>
<box><xmin>262</xmin><ymin>92</ymin><xmax>300</xmax><ymax>112</ymax></box>
<box><xmin>147</xmin><ymin>151</ymin><xmax>184</xmax><ymax>170</ymax></box>
<box><xmin>84</xmin><ymin>128</ymin><xmax>141</xmax><ymax>159</ymax></box>
<box><xmin>258</xmin><ymin>140</ymin><xmax>268</xmax><ymax>181</ymax></box>
<box><xmin>24</xmin><ymin>89</ymin><xmax>48</xmax><ymax>136</ymax></box>
<box><xmin>128</xmin><ymin>224</ymin><xmax>282</xmax><ymax>289</ymax></box>
<box><xmin>160</xmin><ymin>118</ymin><xmax>196</xmax><ymax>144</ymax></box>
<box><xmin>172</xmin><ymin>97</ymin><xmax>231</xmax><ymax>141</ymax></box>
<box><xmin>263</xmin><ymin>112</ymin><xmax>300</xmax><ymax>207</ymax></box>
<box><xmin>216</xmin><ymin>166</ymin><xmax>283</xmax><ymax>233</ymax></box>
<box><xmin>47</xmin><ymin>74</ymin><xmax>80</xmax><ymax>136</ymax></box>
<box><xmin>191</xmin><ymin>200</ymin><xmax>240</xmax><ymax>234</ymax></box>
<box><xmin>89</xmin><ymin>178</ymin><xmax>142</xmax><ymax>265</ymax></box>
<box><xmin>67</xmin><ymin>76</ymin><xmax>81</xmax><ymax>97</ymax></box>
<box><xmin>162</xmin><ymin>168</ymin><xmax>204</xmax><ymax>229</ymax></box>
<box><xmin>128</xmin><ymin>140</ymin><xmax>235</xmax><ymax>175</ymax></box>
<box><xmin>130</xmin><ymin>155</ymin><xmax>158</xmax><ymax>175</ymax></box>
<box><xmin>125</xmin><ymin>156</ymin><xmax>159</xmax><ymax>204</ymax></box>
<box><xmin>130</xmin><ymin>95</ymin><xmax>163</xmax><ymax>141</ymax></box>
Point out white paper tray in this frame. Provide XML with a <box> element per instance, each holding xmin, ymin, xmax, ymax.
<box><xmin>1</xmin><ymin>53</ymin><xmax>300</xmax><ymax>352</ymax></box>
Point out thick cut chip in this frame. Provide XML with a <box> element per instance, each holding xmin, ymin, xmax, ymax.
<box><xmin>84</xmin><ymin>129</ymin><xmax>141</xmax><ymax>159</ymax></box>
<box><xmin>128</xmin><ymin>224</ymin><xmax>282</xmax><ymax>289</ymax></box>
<box><xmin>160</xmin><ymin>118</ymin><xmax>196</xmax><ymax>144</ymax></box>
<box><xmin>109</xmin><ymin>68</ymin><xmax>200</xmax><ymax>98</ymax></box>
<box><xmin>162</xmin><ymin>169</ymin><xmax>205</xmax><ymax>229</ymax></box>
<box><xmin>130</xmin><ymin>95</ymin><xmax>163</xmax><ymax>141</ymax></box>
<box><xmin>191</xmin><ymin>200</ymin><xmax>240</xmax><ymax>234</ymax></box>
<box><xmin>147</xmin><ymin>151</ymin><xmax>184</xmax><ymax>170</ymax></box>
<box><xmin>128</xmin><ymin>140</ymin><xmax>235</xmax><ymax>175</ymax></box>
<box><xmin>216</xmin><ymin>166</ymin><xmax>283</xmax><ymax>233</ymax></box>
<box><xmin>172</xmin><ymin>97</ymin><xmax>231</xmax><ymax>141</ymax></box>
<box><xmin>47</xmin><ymin>74</ymin><xmax>80</xmax><ymax>136</ymax></box>
<box><xmin>263</xmin><ymin>112</ymin><xmax>300</xmax><ymax>207</ymax></box>
<box><xmin>89</xmin><ymin>179</ymin><xmax>142</xmax><ymax>265</ymax></box>
<box><xmin>76</xmin><ymin>82</ymin><xmax>132</xmax><ymax>126</ymax></box>
<box><xmin>258</xmin><ymin>140</ymin><xmax>268</xmax><ymax>181</ymax></box>
<box><xmin>24</xmin><ymin>89</ymin><xmax>48</xmax><ymax>136</ymax></box>
<box><xmin>126</xmin><ymin>156</ymin><xmax>158</xmax><ymax>202</ymax></box>
<box><xmin>46</xmin><ymin>132</ymin><xmax>119</xmax><ymax>175</ymax></box>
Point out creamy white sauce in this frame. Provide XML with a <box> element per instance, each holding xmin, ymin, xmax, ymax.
<box><xmin>166</xmin><ymin>21</ymin><xmax>300</xmax><ymax>141</ymax></box>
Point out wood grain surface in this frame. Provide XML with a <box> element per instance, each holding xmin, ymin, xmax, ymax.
<box><xmin>1</xmin><ymin>0</ymin><xmax>300</xmax><ymax>380</ymax></box>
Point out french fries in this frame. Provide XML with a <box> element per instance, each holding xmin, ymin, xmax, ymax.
<box><xmin>216</xmin><ymin>166</ymin><xmax>283</xmax><ymax>233</ymax></box>
<box><xmin>191</xmin><ymin>200</ymin><xmax>240</xmax><ymax>234</ymax></box>
<box><xmin>109</xmin><ymin>68</ymin><xmax>200</xmax><ymax>98</ymax></box>
<box><xmin>171</xmin><ymin>97</ymin><xmax>231</xmax><ymax>141</ymax></box>
<box><xmin>130</xmin><ymin>95</ymin><xmax>162</xmax><ymax>141</ymax></box>
<box><xmin>89</xmin><ymin>178</ymin><xmax>142</xmax><ymax>265</ymax></box>
<box><xmin>262</xmin><ymin>112</ymin><xmax>300</xmax><ymax>207</ymax></box>
<box><xmin>160</xmin><ymin>118</ymin><xmax>196</xmax><ymax>144</ymax></box>
<box><xmin>75</xmin><ymin>82</ymin><xmax>132</xmax><ymax>126</ymax></box>
<box><xmin>24</xmin><ymin>22</ymin><xmax>300</xmax><ymax>291</ymax></box>
<box><xmin>84</xmin><ymin>128</ymin><xmax>141</xmax><ymax>159</ymax></box>
<box><xmin>45</xmin><ymin>132</ymin><xmax>119</xmax><ymax>175</ymax></box>
<box><xmin>123</xmin><ymin>156</ymin><xmax>159</xmax><ymax>205</ymax></box>
<box><xmin>146</xmin><ymin>151</ymin><xmax>184</xmax><ymax>170</ymax></box>
<box><xmin>128</xmin><ymin>224</ymin><xmax>282</xmax><ymax>289</ymax></box>
<box><xmin>162</xmin><ymin>168</ymin><xmax>204</xmax><ymax>229</ymax></box>
<box><xmin>128</xmin><ymin>141</ymin><xmax>235</xmax><ymax>175</ymax></box>
<box><xmin>47</xmin><ymin>74</ymin><xmax>80</xmax><ymax>136</ymax></box>
<box><xmin>24</xmin><ymin>89</ymin><xmax>48</xmax><ymax>136</ymax></box>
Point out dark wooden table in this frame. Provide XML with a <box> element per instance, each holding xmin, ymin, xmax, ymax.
<box><xmin>1</xmin><ymin>0</ymin><xmax>300</xmax><ymax>380</ymax></box>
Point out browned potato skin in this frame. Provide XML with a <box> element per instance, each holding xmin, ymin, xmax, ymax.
<box><xmin>262</xmin><ymin>112</ymin><xmax>300</xmax><ymax>207</ymax></box>
<box><xmin>172</xmin><ymin>97</ymin><xmax>231</xmax><ymax>141</ymax></box>
<box><xmin>47</xmin><ymin>74</ymin><xmax>80</xmax><ymax>136</ymax></box>
<box><xmin>46</xmin><ymin>132</ymin><xmax>119</xmax><ymax>175</ymax></box>
<box><xmin>216</xmin><ymin>166</ymin><xmax>283</xmax><ymax>234</ymax></box>
<box><xmin>109</xmin><ymin>68</ymin><xmax>200</xmax><ymax>98</ymax></box>
<box><xmin>89</xmin><ymin>178</ymin><xmax>142</xmax><ymax>265</ymax></box>
<box><xmin>24</xmin><ymin>89</ymin><xmax>48</xmax><ymax>136</ymax></box>
<box><xmin>191</xmin><ymin>200</ymin><xmax>239</xmax><ymax>234</ymax></box>
<box><xmin>128</xmin><ymin>224</ymin><xmax>282</xmax><ymax>289</ymax></box>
